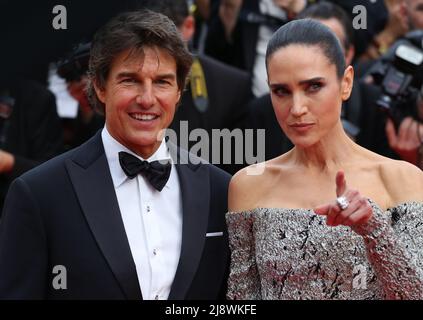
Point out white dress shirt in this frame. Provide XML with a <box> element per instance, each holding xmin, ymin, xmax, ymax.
<box><xmin>102</xmin><ymin>127</ymin><xmax>182</xmax><ymax>300</ymax></box>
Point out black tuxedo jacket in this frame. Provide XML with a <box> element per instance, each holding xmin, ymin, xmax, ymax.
<box><xmin>0</xmin><ymin>131</ymin><xmax>231</xmax><ymax>300</ymax></box>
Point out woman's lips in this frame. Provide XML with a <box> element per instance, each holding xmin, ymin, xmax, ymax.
<box><xmin>289</xmin><ymin>123</ymin><xmax>315</xmax><ymax>132</ymax></box>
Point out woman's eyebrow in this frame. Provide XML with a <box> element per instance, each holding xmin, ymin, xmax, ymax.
<box><xmin>298</xmin><ymin>77</ymin><xmax>325</xmax><ymax>85</ymax></box>
<box><xmin>269</xmin><ymin>83</ymin><xmax>289</xmax><ymax>89</ymax></box>
<box><xmin>269</xmin><ymin>77</ymin><xmax>325</xmax><ymax>88</ymax></box>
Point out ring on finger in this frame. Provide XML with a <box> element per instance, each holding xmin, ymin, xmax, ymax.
<box><xmin>336</xmin><ymin>196</ymin><xmax>349</xmax><ymax>211</ymax></box>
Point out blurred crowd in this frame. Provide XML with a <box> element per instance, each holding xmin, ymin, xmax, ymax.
<box><xmin>0</xmin><ymin>0</ymin><xmax>422</xmax><ymax>212</ymax></box>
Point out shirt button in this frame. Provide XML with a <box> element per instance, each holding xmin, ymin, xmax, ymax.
<box><xmin>153</xmin><ymin>249</ymin><xmax>157</xmax><ymax>256</ymax></box>
<box><xmin>146</xmin><ymin>206</ymin><xmax>151</xmax><ymax>213</ymax></box>
<box><xmin>155</xmin><ymin>295</ymin><xmax>159</xmax><ymax>300</ymax></box>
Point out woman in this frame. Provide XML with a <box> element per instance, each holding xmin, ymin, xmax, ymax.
<box><xmin>227</xmin><ymin>19</ymin><xmax>423</xmax><ymax>300</ymax></box>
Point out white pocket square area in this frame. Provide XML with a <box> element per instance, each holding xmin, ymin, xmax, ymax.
<box><xmin>206</xmin><ymin>232</ymin><xmax>223</xmax><ymax>237</ymax></box>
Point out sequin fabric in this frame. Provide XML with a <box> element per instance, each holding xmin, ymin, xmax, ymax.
<box><xmin>226</xmin><ymin>201</ymin><xmax>423</xmax><ymax>300</ymax></box>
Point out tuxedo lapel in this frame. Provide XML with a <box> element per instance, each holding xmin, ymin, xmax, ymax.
<box><xmin>167</xmin><ymin>143</ymin><xmax>211</xmax><ymax>300</ymax></box>
<box><xmin>65</xmin><ymin>132</ymin><xmax>142</xmax><ymax>300</ymax></box>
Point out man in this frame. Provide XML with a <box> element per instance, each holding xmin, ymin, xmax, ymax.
<box><xmin>384</xmin><ymin>0</ymin><xmax>423</xmax><ymax>168</ymax></box>
<box><xmin>56</xmin><ymin>42</ymin><xmax>104</xmax><ymax>150</ymax></box>
<box><xmin>0</xmin><ymin>10</ymin><xmax>230</xmax><ymax>300</ymax></box>
<box><xmin>405</xmin><ymin>0</ymin><xmax>423</xmax><ymax>29</ymax></box>
<box><xmin>205</xmin><ymin>0</ymin><xmax>308</xmax><ymax>97</ymax></box>
<box><xmin>131</xmin><ymin>0</ymin><xmax>252</xmax><ymax>174</ymax></box>
<box><xmin>0</xmin><ymin>77</ymin><xmax>64</xmax><ymax>212</ymax></box>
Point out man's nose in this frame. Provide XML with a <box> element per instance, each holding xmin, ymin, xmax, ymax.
<box><xmin>136</xmin><ymin>83</ymin><xmax>156</xmax><ymax>107</ymax></box>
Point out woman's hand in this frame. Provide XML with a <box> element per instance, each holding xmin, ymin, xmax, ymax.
<box><xmin>314</xmin><ymin>171</ymin><xmax>373</xmax><ymax>227</ymax></box>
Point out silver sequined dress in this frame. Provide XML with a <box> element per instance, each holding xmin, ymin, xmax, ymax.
<box><xmin>226</xmin><ymin>201</ymin><xmax>423</xmax><ymax>300</ymax></box>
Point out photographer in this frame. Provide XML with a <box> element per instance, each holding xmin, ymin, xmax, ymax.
<box><xmin>205</xmin><ymin>0</ymin><xmax>309</xmax><ymax>97</ymax></box>
<box><xmin>385</xmin><ymin>91</ymin><xmax>423</xmax><ymax>168</ymax></box>
<box><xmin>405</xmin><ymin>0</ymin><xmax>423</xmax><ymax>30</ymax></box>
<box><xmin>0</xmin><ymin>76</ymin><xmax>64</xmax><ymax>213</ymax></box>
<box><xmin>57</xmin><ymin>42</ymin><xmax>104</xmax><ymax>150</ymax></box>
<box><xmin>365</xmin><ymin>29</ymin><xmax>423</xmax><ymax>169</ymax></box>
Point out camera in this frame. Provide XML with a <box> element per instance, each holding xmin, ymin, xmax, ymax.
<box><xmin>366</xmin><ymin>30</ymin><xmax>423</xmax><ymax>127</ymax></box>
<box><xmin>57</xmin><ymin>42</ymin><xmax>91</xmax><ymax>82</ymax></box>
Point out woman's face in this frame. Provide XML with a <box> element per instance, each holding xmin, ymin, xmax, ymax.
<box><xmin>267</xmin><ymin>44</ymin><xmax>353</xmax><ymax>148</ymax></box>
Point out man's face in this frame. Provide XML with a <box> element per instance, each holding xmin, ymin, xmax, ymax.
<box><xmin>95</xmin><ymin>46</ymin><xmax>181</xmax><ymax>158</ymax></box>
<box><xmin>406</xmin><ymin>0</ymin><xmax>423</xmax><ymax>29</ymax></box>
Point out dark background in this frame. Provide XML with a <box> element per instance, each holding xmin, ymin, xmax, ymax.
<box><xmin>0</xmin><ymin>0</ymin><xmax>139</xmax><ymax>84</ymax></box>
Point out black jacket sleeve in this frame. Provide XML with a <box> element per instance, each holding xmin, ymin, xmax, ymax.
<box><xmin>0</xmin><ymin>177</ymin><xmax>48</xmax><ymax>299</ymax></box>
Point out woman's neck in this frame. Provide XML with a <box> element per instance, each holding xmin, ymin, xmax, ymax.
<box><xmin>290</xmin><ymin>122</ymin><xmax>360</xmax><ymax>173</ymax></box>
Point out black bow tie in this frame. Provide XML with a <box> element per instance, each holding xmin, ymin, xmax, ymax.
<box><xmin>118</xmin><ymin>151</ymin><xmax>171</xmax><ymax>192</ymax></box>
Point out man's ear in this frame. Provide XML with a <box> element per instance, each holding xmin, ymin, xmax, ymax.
<box><xmin>345</xmin><ymin>46</ymin><xmax>355</xmax><ymax>66</ymax></box>
<box><xmin>179</xmin><ymin>16</ymin><xmax>195</xmax><ymax>43</ymax></box>
<box><xmin>176</xmin><ymin>89</ymin><xmax>182</xmax><ymax>107</ymax></box>
<box><xmin>93</xmin><ymin>80</ymin><xmax>106</xmax><ymax>104</ymax></box>
<box><xmin>341</xmin><ymin>65</ymin><xmax>354</xmax><ymax>101</ymax></box>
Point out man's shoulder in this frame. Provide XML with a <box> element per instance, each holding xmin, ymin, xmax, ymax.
<box><xmin>19</xmin><ymin>148</ymin><xmax>77</xmax><ymax>183</ymax></box>
<box><xmin>206</xmin><ymin>162</ymin><xmax>232</xmax><ymax>184</ymax></box>
<box><xmin>172</xmin><ymin>144</ymin><xmax>231</xmax><ymax>183</ymax></box>
<box><xmin>20</xmin><ymin>133</ymin><xmax>102</xmax><ymax>183</ymax></box>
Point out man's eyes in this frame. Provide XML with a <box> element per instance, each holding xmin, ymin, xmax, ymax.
<box><xmin>118</xmin><ymin>78</ymin><xmax>172</xmax><ymax>85</ymax></box>
<box><xmin>120</xmin><ymin>78</ymin><xmax>137</xmax><ymax>84</ymax></box>
<box><xmin>155</xmin><ymin>79</ymin><xmax>171</xmax><ymax>85</ymax></box>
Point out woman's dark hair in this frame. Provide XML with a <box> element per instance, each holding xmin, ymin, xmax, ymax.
<box><xmin>266</xmin><ymin>19</ymin><xmax>346</xmax><ymax>79</ymax></box>
<box><xmin>298</xmin><ymin>1</ymin><xmax>355</xmax><ymax>51</ymax></box>
<box><xmin>87</xmin><ymin>10</ymin><xmax>193</xmax><ymax>114</ymax></box>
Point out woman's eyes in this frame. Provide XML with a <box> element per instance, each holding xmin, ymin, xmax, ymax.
<box><xmin>272</xmin><ymin>83</ymin><xmax>323</xmax><ymax>96</ymax></box>
<box><xmin>273</xmin><ymin>87</ymin><xmax>290</xmax><ymax>96</ymax></box>
<box><xmin>308</xmin><ymin>82</ymin><xmax>323</xmax><ymax>92</ymax></box>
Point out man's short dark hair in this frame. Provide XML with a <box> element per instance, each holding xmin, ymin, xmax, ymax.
<box><xmin>87</xmin><ymin>10</ymin><xmax>193</xmax><ymax>114</ymax></box>
<box><xmin>129</xmin><ymin>0</ymin><xmax>189</xmax><ymax>28</ymax></box>
<box><xmin>298</xmin><ymin>1</ymin><xmax>354</xmax><ymax>51</ymax></box>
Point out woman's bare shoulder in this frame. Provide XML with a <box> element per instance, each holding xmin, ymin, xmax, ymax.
<box><xmin>228</xmin><ymin>157</ymin><xmax>289</xmax><ymax>212</ymax></box>
<box><xmin>378</xmin><ymin>158</ymin><xmax>423</xmax><ymax>204</ymax></box>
